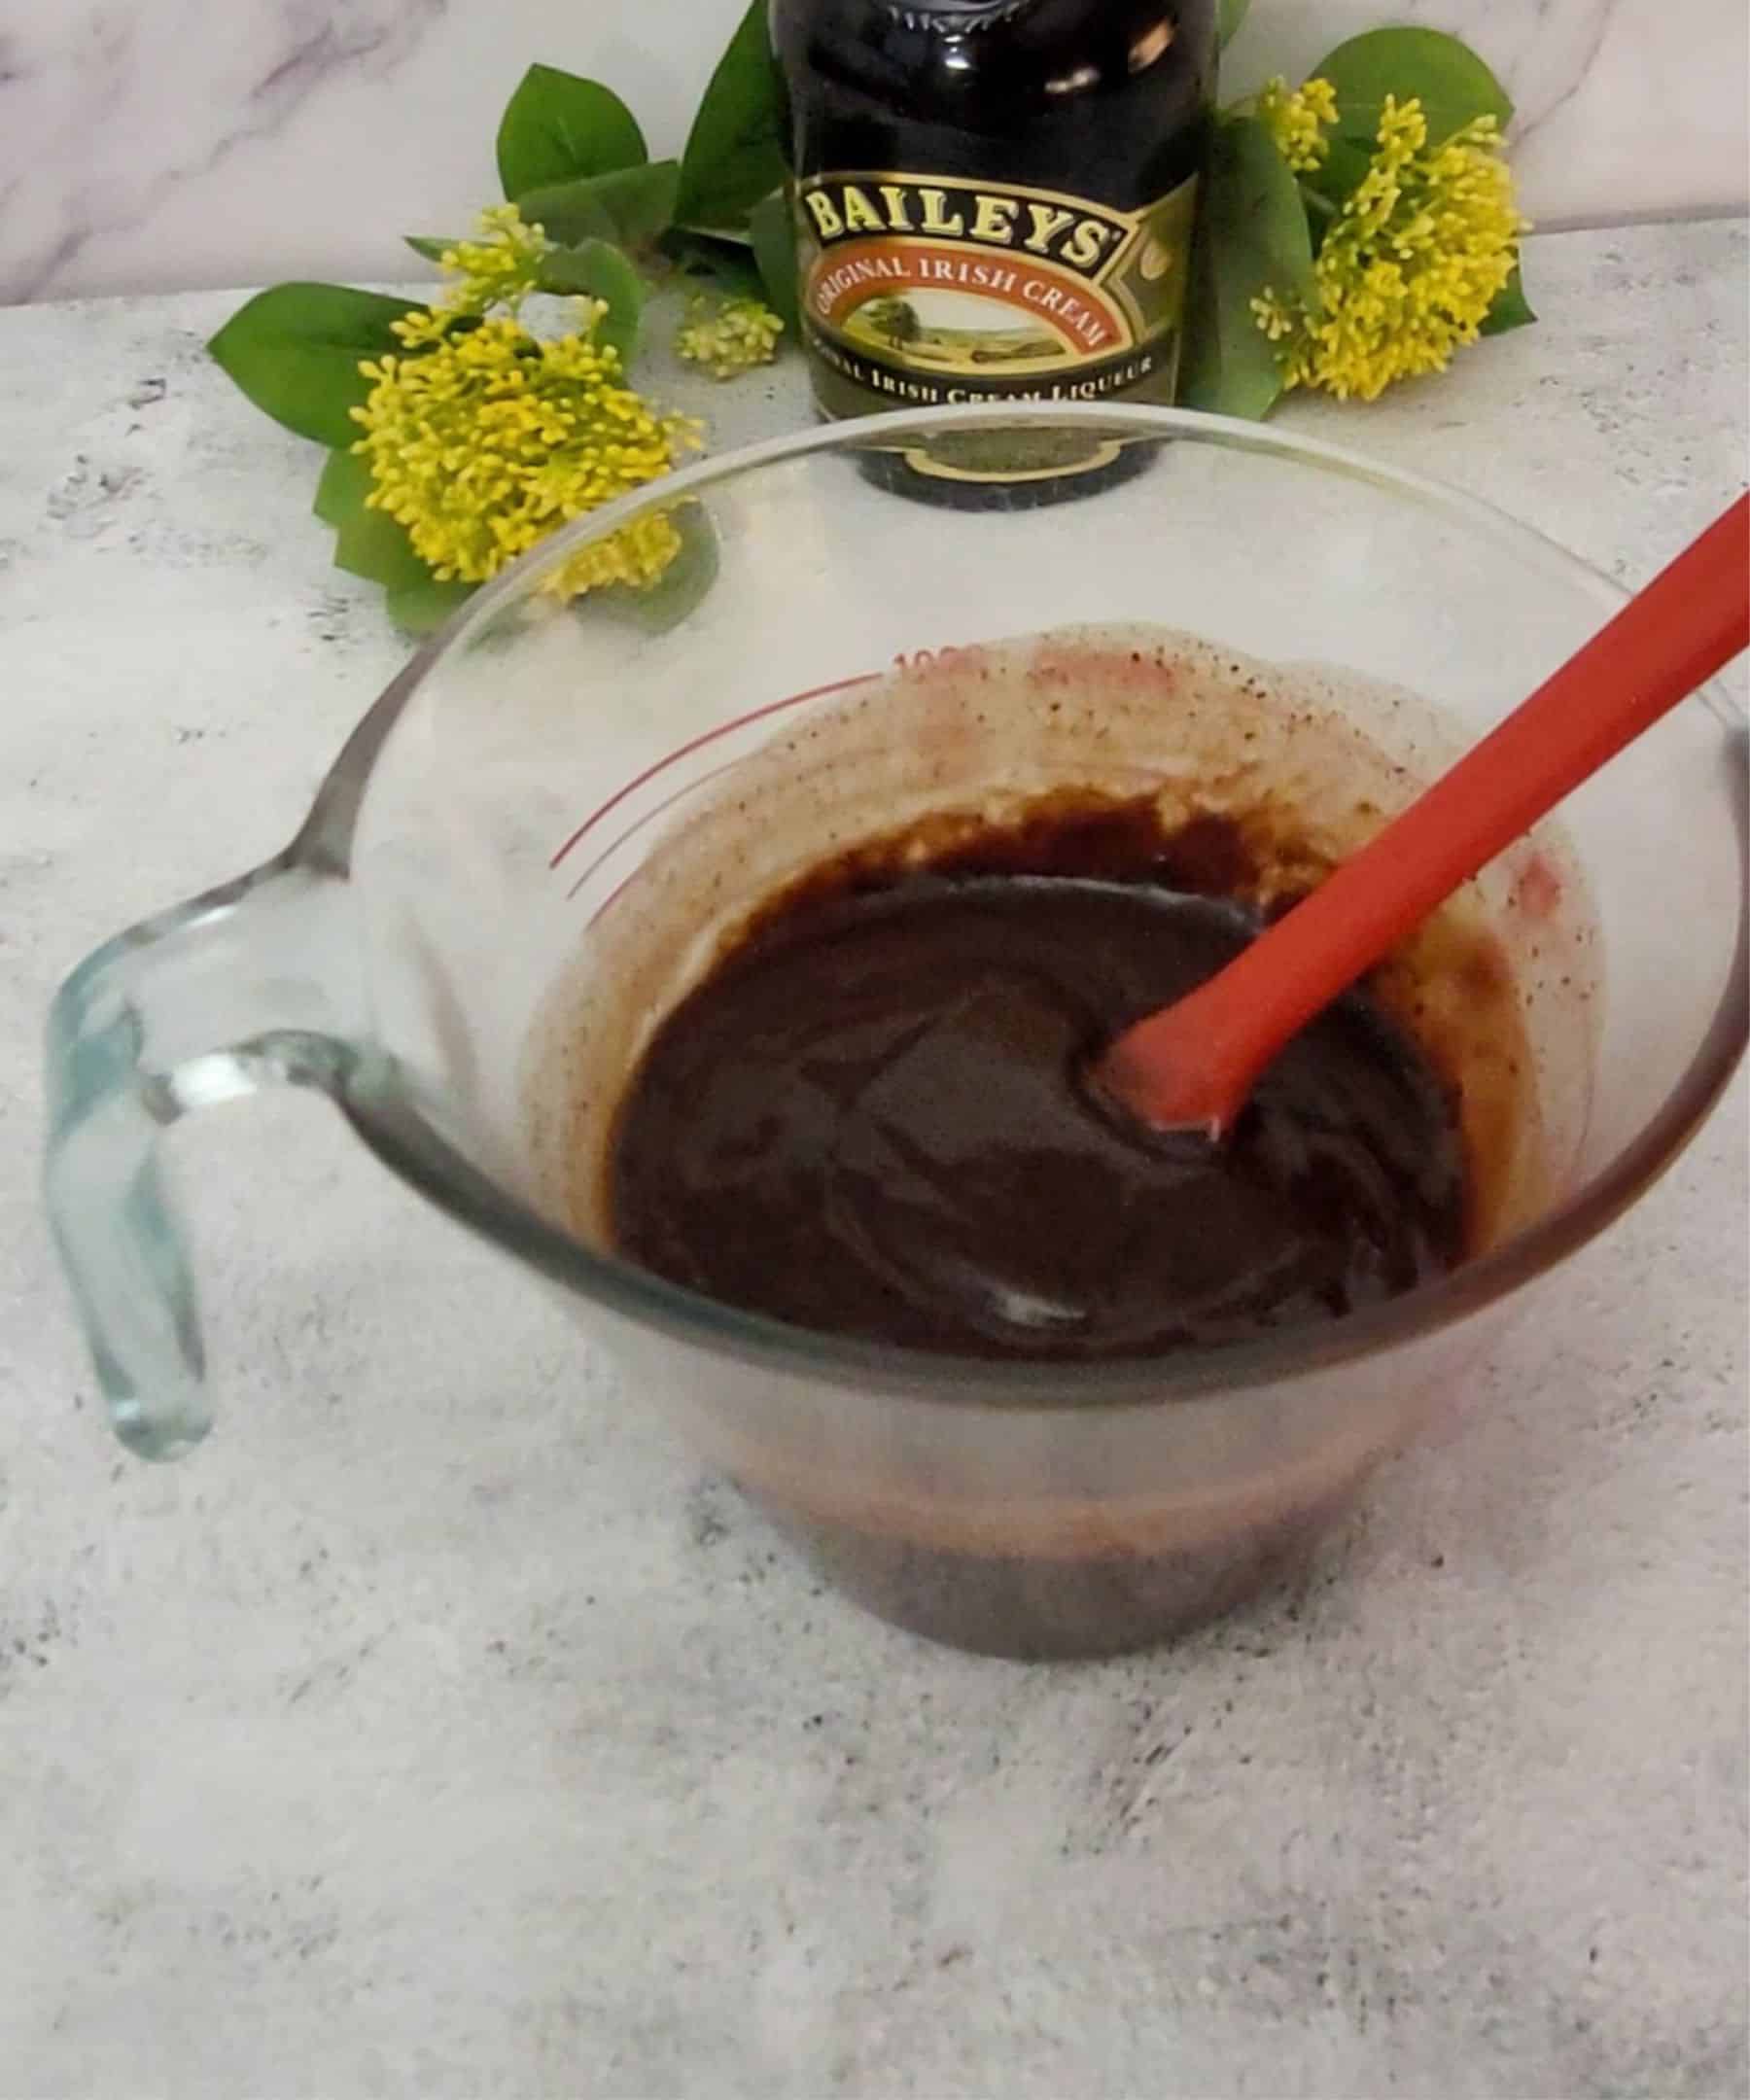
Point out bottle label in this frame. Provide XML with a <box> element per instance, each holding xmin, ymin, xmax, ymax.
<box><xmin>794</xmin><ymin>169</ymin><xmax>1199</xmax><ymax>470</ymax></box>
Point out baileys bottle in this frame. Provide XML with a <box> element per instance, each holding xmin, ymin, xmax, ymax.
<box><xmin>770</xmin><ymin>0</ymin><xmax>1218</xmax><ymax>503</ymax></box>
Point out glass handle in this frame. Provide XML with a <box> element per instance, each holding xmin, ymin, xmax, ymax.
<box><xmin>43</xmin><ymin>858</ymin><xmax>364</xmax><ymax>1460</ymax></box>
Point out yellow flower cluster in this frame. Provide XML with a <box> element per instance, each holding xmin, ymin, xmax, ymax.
<box><xmin>1255</xmin><ymin>74</ymin><xmax>1339</xmax><ymax>172</ymax></box>
<box><xmin>676</xmin><ymin>293</ymin><xmax>785</xmax><ymax>379</ymax></box>
<box><xmin>1254</xmin><ymin>95</ymin><xmax>1527</xmax><ymax>402</ymax></box>
<box><xmin>432</xmin><ymin>200</ymin><xmax>553</xmax><ymax>318</ymax></box>
<box><xmin>351</xmin><ymin>311</ymin><xmax>702</xmax><ymax>598</ymax></box>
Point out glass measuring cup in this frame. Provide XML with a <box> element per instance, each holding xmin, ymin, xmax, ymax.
<box><xmin>45</xmin><ymin>406</ymin><xmax>1747</xmax><ymax>1659</ymax></box>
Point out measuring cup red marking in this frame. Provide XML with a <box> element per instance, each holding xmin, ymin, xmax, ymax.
<box><xmin>547</xmin><ymin>672</ymin><xmax>881</xmax><ymax>873</ymax></box>
<box><xmin>568</xmin><ymin>754</ymin><xmax>747</xmax><ymax>906</ymax></box>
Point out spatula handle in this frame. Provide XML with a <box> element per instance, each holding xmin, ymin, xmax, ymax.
<box><xmin>1103</xmin><ymin>496</ymin><xmax>1749</xmax><ymax>1133</ymax></box>
<box><xmin>1215</xmin><ymin>495</ymin><xmax>1747</xmax><ymax>1068</ymax></box>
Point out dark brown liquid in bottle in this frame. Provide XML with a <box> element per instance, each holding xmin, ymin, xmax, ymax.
<box><xmin>771</xmin><ymin>0</ymin><xmax>1219</xmax><ymax>508</ymax></box>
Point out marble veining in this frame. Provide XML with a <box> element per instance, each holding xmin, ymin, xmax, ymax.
<box><xmin>1</xmin><ymin>0</ymin><xmax>1746</xmax><ymax>305</ymax></box>
<box><xmin>2</xmin><ymin>0</ymin><xmax>449</xmax><ymax>302</ymax></box>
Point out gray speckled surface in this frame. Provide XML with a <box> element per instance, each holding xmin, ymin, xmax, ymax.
<box><xmin>2</xmin><ymin>221</ymin><xmax>1746</xmax><ymax>2100</ymax></box>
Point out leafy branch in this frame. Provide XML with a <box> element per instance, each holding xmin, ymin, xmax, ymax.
<box><xmin>207</xmin><ymin>2</ymin><xmax>792</xmax><ymax>634</ymax></box>
<box><xmin>205</xmin><ymin>5</ymin><xmax>1535</xmax><ymax>631</ymax></box>
<box><xmin>1183</xmin><ymin>26</ymin><xmax>1534</xmax><ymax>418</ymax></box>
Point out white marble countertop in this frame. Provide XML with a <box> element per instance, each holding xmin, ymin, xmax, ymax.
<box><xmin>1</xmin><ymin>220</ymin><xmax>1745</xmax><ymax>2100</ymax></box>
<box><xmin>9</xmin><ymin>0</ymin><xmax>1748</xmax><ymax>303</ymax></box>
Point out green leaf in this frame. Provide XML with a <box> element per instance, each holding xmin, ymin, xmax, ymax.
<box><xmin>676</xmin><ymin>0</ymin><xmax>788</xmax><ymax>232</ymax></box>
<box><xmin>1311</xmin><ymin>27</ymin><xmax>1513</xmax><ymax>156</ymax></box>
<box><xmin>590</xmin><ymin>505</ymin><xmax>720</xmax><ymax>635</ymax></box>
<box><xmin>310</xmin><ymin>449</ymin><xmax>429</xmax><ymax>593</ymax></box>
<box><xmin>312</xmin><ymin>444</ymin><xmax>369</xmax><ymax>527</ymax></box>
<box><xmin>496</xmin><ymin>63</ymin><xmax>647</xmax><ymax>198</ymax></box>
<box><xmin>673</xmin><ymin>224</ymin><xmax>755</xmax><ymax>250</ymax></box>
<box><xmin>403</xmin><ymin>234</ymin><xmax>454</xmax><ymax>264</ymax></box>
<box><xmin>515</xmin><ymin>160</ymin><xmax>681</xmax><ymax>250</ymax></box>
<box><xmin>312</xmin><ymin>442</ymin><xmax>449</xmax><ymax>604</ymax></box>
<box><xmin>749</xmin><ymin>191</ymin><xmax>799</xmax><ymax>333</ymax></box>
<box><xmin>662</xmin><ymin>227</ymin><xmax>765</xmax><ymax>302</ymax></box>
<box><xmin>1481</xmin><ymin>262</ymin><xmax>1536</xmax><ymax>335</ymax></box>
<box><xmin>1301</xmin><ymin>136</ymin><xmax>1372</xmax><ymax>219</ymax></box>
<box><xmin>207</xmin><ymin>284</ymin><xmax>421</xmax><ymax>448</ymax></box>
<box><xmin>389</xmin><ymin>577</ymin><xmax>478</xmax><ymax>636</ymax></box>
<box><xmin>537</xmin><ymin>239</ymin><xmax>647</xmax><ymax>362</ymax></box>
<box><xmin>334</xmin><ymin>505</ymin><xmax>433</xmax><ymax>594</ymax></box>
<box><xmin>1177</xmin><ymin>117</ymin><xmax>1312</xmax><ymax>422</ymax></box>
<box><xmin>1218</xmin><ymin>0</ymin><xmax>1252</xmax><ymax>49</ymax></box>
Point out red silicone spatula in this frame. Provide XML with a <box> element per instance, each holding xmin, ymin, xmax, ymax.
<box><xmin>1098</xmin><ymin>494</ymin><xmax>1750</xmax><ymax>1138</ymax></box>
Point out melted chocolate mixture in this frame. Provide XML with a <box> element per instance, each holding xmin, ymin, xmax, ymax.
<box><xmin>608</xmin><ymin>805</ymin><xmax>1468</xmax><ymax>1360</ymax></box>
